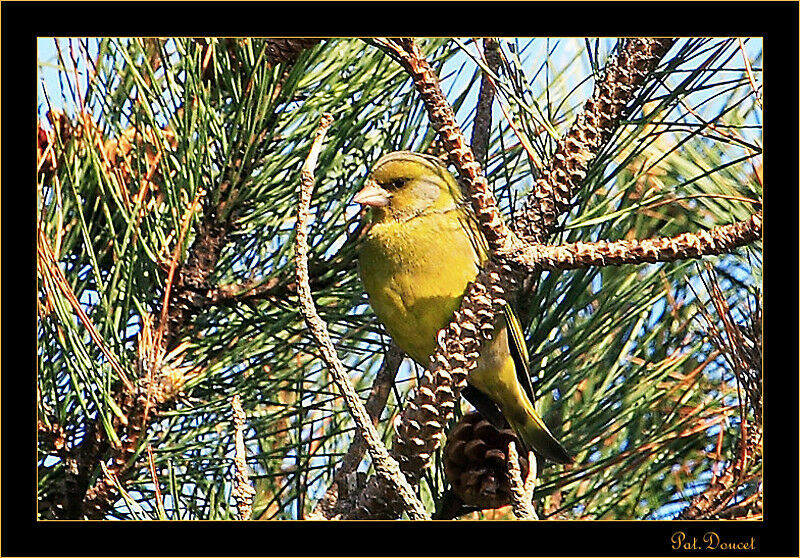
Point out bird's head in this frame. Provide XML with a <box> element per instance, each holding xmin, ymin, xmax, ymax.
<box><xmin>353</xmin><ymin>151</ymin><xmax>463</xmax><ymax>222</ymax></box>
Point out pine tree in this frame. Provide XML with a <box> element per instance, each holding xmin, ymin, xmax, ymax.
<box><xmin>37</xmin><ymin>37</ymin><xmax>761</xmax><ymax>520</ymax></box>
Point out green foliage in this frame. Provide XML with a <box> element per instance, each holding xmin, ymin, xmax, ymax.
<box><xmin>37</xmin><ymin>37</ymin><xmax>761</xmax><ymax>520</ymax></box>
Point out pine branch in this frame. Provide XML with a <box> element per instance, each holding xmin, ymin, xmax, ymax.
<box><xmin>515</xmin><ymin>38</ymin><xmax>676</xmax><ymax>242</ymax></box>
<box><xmin>202</xmin><ymin>254</ymin><xmax>359</xmax><ymax>307</ymax></box>
<box><xmin>70</xmin><ymin>49</ymin><xmax>312</xmax><ymax>514</ymax></box>
<box><xmin>159</xmin><ymin>212</ymin><xmax>230</xmax><ymax>350</ymax></box>
<box><xmin>506</xmin><ymin>212</ymin><xmax>762</xmax><ymax>272</ymax></box>
<box><xmin>310</xmin><ymin>342</ymin><xmax>404</xmax><ymax>519</ymax></box>
<box><xmin>470</xmin><ymin>38</ymin><xmax>501</xmax><ymax>167</ymax></box>
<box><xmin>160</xmin><ymin>40</ymin><xmax>334</xmax><ymax>349</ymax></box>
<box><xmin>39</xmin><ymin>96</ymin><xmax>236</xmax><ymax>519</ymax></box>
<box><xmin>77</xmin><ymin>190</ymin><xmax>230</xmax><ymax>518</ymax></box>
<box><xmin>295</xmin><ymin>114</ymin><xmax>429</xmax><ymax>520</ymax></box>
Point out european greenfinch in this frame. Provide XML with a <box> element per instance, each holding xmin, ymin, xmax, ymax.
<box><xmin>354</xmin><ymin>151</ymin><xmax>572</xmax><ymax>464</ymax></box>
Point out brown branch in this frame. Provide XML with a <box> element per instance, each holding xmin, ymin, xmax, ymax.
<box><xmin>155</xmin><ymin>189</ymin><xmax>206</xmax><ymax>351</ymax></box>
<box><xmin>295</xmin><ymin>114</ymin><xmax>429</xmax><ymax>520</ymax></box>
<box><xmin>199</xmin><ymin>216</ymin><xmax>367</xmax><ymax>308</ymax></box>
<box><xmin>507</xmin><ymin>212</ymin><xmax>761</xmax><ymax>272</ymax></box>
<box><xmin>470</xmin><ymin>38</ymin><xmax>501</xmax><ymax>167</ymax></box>
<box><xmin>339</xmin><ymin>343</ymin><xmax>405</xmax><ymax>476</ymax></box>
<box><xmin>309</xmin><ymin>342</ymin><xmax>404</xmax><ymax>519</ymax></box>
<box><xmin>38</xmin><ymin>418</ymin><xmax>108</xmax><ymax>519</ymax></box>
<box><xmin>81</xmin><ymin>375</ymin><xmax>158</xmax><ymax>519</ymax></box>
<box><xmin>204</xmin><ymin>277</ymin><xmax>288</xmax><ymax>304</ymax></box>
<box><xmin>516</xmin><ymin>38</ymin><xmax>676</xmax><ymax>242</ymax></box>
<box><xmin>159</xmin><ymin>216</ymin><xmax>230</xmax><ymax>349</ymax></box>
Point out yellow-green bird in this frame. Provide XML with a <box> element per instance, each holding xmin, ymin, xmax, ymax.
<box><xmin>354</xmin><ymin>151</ymin><xmax>572</xmax><ymax>464</ymax></box>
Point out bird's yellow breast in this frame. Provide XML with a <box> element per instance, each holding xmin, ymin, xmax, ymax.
<box><xmin>358</xmin><ymin>208</ymin><xmax>485</xmax><ymax>364</ymax></box>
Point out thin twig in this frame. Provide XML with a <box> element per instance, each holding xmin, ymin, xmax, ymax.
<box><xmin>737</xmin><ymin>38</ymin><xmax>761</xmax><ymax>105</ymax></box>
<box><xmin>468</xmin><ymin>38</ymin><xmax>542</xmax><ymax>171</ymax></box>
<box><xmin>310</xmin><ymin>342</ymin><xmax>405</xmax><ymax>519</ymax></box>
<box><xmin>294</xmin><ymin>113</ymin><xmax>429</xmax><ymax>520</ymax></box>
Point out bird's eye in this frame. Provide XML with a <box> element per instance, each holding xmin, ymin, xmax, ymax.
<box><xmin>386</xmin><ymin>178</ymin><xmax>407</xmax><ymax>190</ymax></box>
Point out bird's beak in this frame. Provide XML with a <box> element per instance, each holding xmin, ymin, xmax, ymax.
<box><xmin>353</xmin><ymin>182</ymin><xmax>390</xmax><ymax>207</ymax></box>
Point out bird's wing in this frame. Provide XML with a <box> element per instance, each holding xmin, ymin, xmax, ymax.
<box><xmin>503</xmin><ymin>304</ymin><xmax>537</xmax><ymax>407</ymax></box>
<box><xmin>461</xmin><ymin>384</ymin><xmax>506</xmax><ymax>429</ymax></box>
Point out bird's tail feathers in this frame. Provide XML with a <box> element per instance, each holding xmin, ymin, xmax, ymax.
<box><xmin>511</xmin><ymin>406</ymin><xmax>573</xmax><ymax>465</ymax></box>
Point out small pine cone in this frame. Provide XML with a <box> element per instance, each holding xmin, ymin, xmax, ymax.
<box><xmin>265</xmin><ymin>38</ymin><xmax>322</xmax><ymax>64</ymax></box>
<box><xmin>444</xmin><ymin>411</ymin><xmax>528</xmax><ymax>510</ymax></box>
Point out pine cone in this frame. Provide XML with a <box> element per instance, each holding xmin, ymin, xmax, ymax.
<box><xmin>265</xmin><ymin>38</ymin><xmax>322</xmax><ymax>64</ymax></box>
<box><xmin>444</xmin><ymin>411</ymin><xmax>528</xmax><ymax>510</ymax></box>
